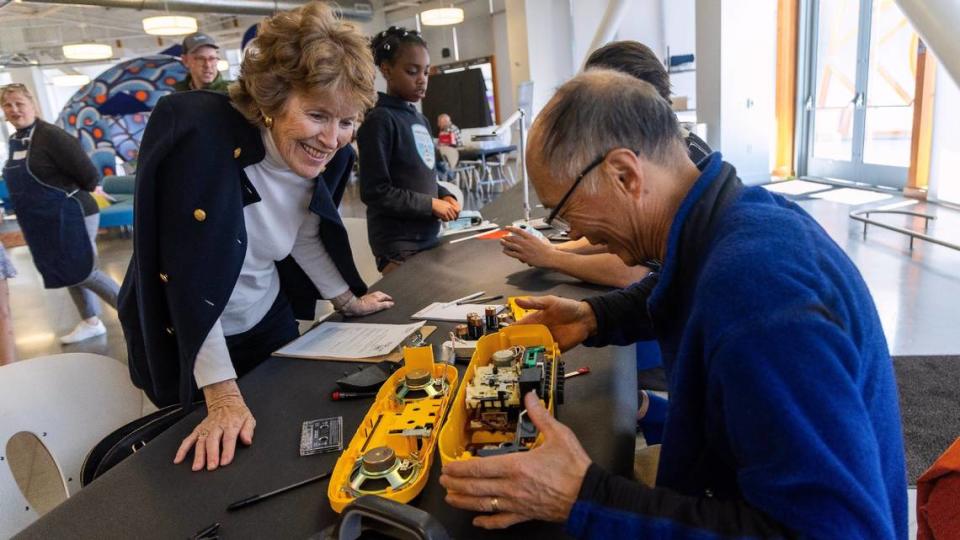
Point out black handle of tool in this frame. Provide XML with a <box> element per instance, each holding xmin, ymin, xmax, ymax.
<box><xmin>227</xmin><ymin>470</ymin><xmax>332</xmax><ymax>511</ymax></box>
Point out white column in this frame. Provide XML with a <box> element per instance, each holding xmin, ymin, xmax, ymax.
<box><xmin>896</xmin><ymin>0</ymin><xmax>960</xmax><ymax>87</ymax></box>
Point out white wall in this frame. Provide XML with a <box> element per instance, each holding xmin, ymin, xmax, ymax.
<box><xmin>492</xmin><ymin>9</ymin><xmax>515</xmax><ymax>119</ymax></box>
<box><xmin>928</xmin><ymin>61</ymin><xmax>960</xmax><ymax>204</ymax></box>
<box><xmin>571</xmin><ymin>0</ymin><xmax>607</xmax><ymax>67</ymax></box>
<box><xmin>524</xmin><ymin>0</ymin><xmax>575</xmax><ymax>114</ymax></box>
<box><xmin>615</xmin><ymin>0</ymin><xmax>664</xmax><ymax>60</ymax></box>
<box><xmin>697</xmin><ymin>0</ymin><xmax>778</xmax><ymax>184</ymax></box>
<box><xmin>576</xmin><ymin>0</ymin><xmax>693</xmax><ymax>107</ymax></box>
<box><xmin>662</xmin><ymin>0</ymin><xmax>696</xmax><ymax>108</ymax></box>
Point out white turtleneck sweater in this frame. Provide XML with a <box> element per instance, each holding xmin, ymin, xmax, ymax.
<box><xmin>193</xmin><ymin>129</ymin><xmax>350</xmax><ymax>387</ymax></box>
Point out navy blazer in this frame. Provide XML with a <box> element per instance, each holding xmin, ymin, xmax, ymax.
<box><xmin>118</xmin><ymin>91</ymin><xmax>367</xmax><ymax>407</ymax></box>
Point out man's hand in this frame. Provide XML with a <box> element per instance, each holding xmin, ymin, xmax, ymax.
<box><xmin>515</xmin><ymin>296</ymin><xmax>597</xmax><ymax>352</ymax></box>
<box><xmin>440</xmin><ymin>392</ymin><xmax>592</xmax><ymax>529</ymax></box>
<box><xmin>501</xmin><ymin>226</ymin><xmax>557</xmax><ymax>268</ymax></box>
<box><xmin>174</xmin><ymin>379</ymin><xmax>255</xmax><ymax>471</ymax></box>
<box><xmin>432</xmin><ymin>198</ymin><xmax>459</xmax><ymax>221</ymax></box>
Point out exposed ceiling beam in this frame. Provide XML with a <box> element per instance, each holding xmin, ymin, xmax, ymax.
<box><xmin>16</xmin><ymin>0</ymin><xmax>373</xmax><ymax>19</ymax></box>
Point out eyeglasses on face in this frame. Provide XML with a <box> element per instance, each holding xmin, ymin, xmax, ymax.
<box><xmin>544</xmin><ymin>149</ymin><xmax>642</xmax><ymax>230</ymax></box>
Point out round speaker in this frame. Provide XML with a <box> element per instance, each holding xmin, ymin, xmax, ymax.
<box><xmin>347</xmin><ymin>446</ymin><xmax>416</xmax><ymax>494</ymax></box>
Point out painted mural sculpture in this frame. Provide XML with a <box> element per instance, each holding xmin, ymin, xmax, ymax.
<box><xmin>55</xmin><ymin>55</ymin><xmax>186</xmax><ymax>176</ymax></box>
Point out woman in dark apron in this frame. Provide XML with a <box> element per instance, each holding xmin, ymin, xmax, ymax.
<box><xmin>1</xmin><ymin>84</ymin><xmax>120</xmax><ymax>344</ymax></box>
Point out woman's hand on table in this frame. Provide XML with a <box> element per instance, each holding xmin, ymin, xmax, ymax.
<box><xmin>515</xmin><ymin>295</ymin><xmax>597</xmax><ymax>352</ymax></box>
<box><xmin>341</xmin><ymin>291</ymin><xmax>395</xmax><ymax>317</ymax></box>
<box><xmin>501</xmin><ymin>226</ymin><xmax>556</xmax><ymax>268</ymax></box>
<box><xmin>174</xmin><ymin>379</ymin><xmax>255</xmax><ymax>471</ymax></box>
<box><xmin>432</xmin><ymin>197</ymin><xmax>460</xmax><ymax>221</ymax></box>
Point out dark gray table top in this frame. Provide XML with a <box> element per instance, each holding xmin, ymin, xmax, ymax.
<box><xmin>457</xmin><ymin>145</ymin><xmax>517</xmax><ymax>161</ymax></box>
<box><xmin>18</xmin><ymin>185</ymin><xmax>637</xmax><ymax>540</ymax></box>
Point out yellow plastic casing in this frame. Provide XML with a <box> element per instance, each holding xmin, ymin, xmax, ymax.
<box><xmin>507</xmin><ymin>296</ymin><xmax>537</xmax><ymax>322</ymax></box>
<box><xmin>438</xmin><ymin>324</ymin><xmax>560</xmax><ymax>465</ymax></box>
<box><xmin>328</xmin><ymin>346</ymin><xmax>459</xmax><ymax>513</ymax></box>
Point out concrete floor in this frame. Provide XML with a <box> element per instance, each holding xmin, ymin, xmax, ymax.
<box><xmin>791</xmin><ymin>190</ymin><xmax>960</xmax><ymax>356</ymax></box>
<box><xmin>1</xmin><ymin>176</ymin><xmax>949</xmax><ymax>537</ymax></box>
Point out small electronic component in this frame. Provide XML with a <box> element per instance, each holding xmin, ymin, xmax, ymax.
<box><xmin>466</xmin><ymin>312</ymin><xmax>484</xmax><ymax>340</ymax></box>
<box><xmin>484</xmin><ymin>306</ymin><xmax>498</xmax><ymax>333</ymax></box>
<box><xmin>300</xmin><ymin>416</ymin><xmax>343</xmax><ymax>456</ymax></box>
<box><xmin>462</xmin><ymin>343</ymin><xmax>557</xmax><ymax>455</ymax></box>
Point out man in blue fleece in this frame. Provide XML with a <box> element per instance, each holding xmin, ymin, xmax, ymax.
<box><xmin>439</xmin><ymin>69</ymin><xmax>907</xmax><ymax>538</ymax></box>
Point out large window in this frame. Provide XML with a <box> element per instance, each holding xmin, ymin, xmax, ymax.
<box><xmin>799</xmin><ymin>0</ymin><xmax>919</xmax><ymax>188</ymax></box>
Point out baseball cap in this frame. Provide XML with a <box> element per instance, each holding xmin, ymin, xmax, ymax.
<box><xmin>182</xmin><ymin>32</ymin><xmax>219</xmax><ymax>55</ymax></box>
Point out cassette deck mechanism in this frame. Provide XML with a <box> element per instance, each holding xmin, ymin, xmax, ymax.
<box><xmin>439</xmin><ymin>325</ymin><xmax>563</xmax><ymax>464</ymax></box>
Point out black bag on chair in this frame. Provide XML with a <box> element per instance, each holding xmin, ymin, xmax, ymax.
<box><xmin>80</xmin><ymin>401</ymin><xmax>202</xmax><ymax>486</ymax></box>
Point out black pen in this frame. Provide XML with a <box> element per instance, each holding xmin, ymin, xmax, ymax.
<box><xmin>466</xmin><ymin>295</ymin><xmax>503</xmax><ymax>304</ymax></box>
<box><xmin>190</xmin><ymin>522</ymin><xmax>220</xmax><ymax>540</ymax></box>
<box><xmin>226</xmin><ymin>470</ymin><xmax>332</xmax><ymax>511</ymax></box>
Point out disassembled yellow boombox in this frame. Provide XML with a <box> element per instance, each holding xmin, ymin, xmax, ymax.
<box><xmin>328</xmin><ymin>319</ymin><xmax>562</xmax><ymax>511</ymax></box>
<box><xmin>439</xmin><ymin>324</ymin><xmax>563</xmax><ymax>463</ymax></box>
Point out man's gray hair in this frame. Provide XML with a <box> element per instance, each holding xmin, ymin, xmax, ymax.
<box><xmin>533</xmin><ymin>69</ymin><xmax>685</xmax><ymax>192</ymax></box>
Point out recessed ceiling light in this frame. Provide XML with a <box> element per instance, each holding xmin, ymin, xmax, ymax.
<box><xmin>420</xmin><ymin>7</ymin><xmax>464</xmax><ymax>26</ymax></box>
<box><xmin>62</xmin><ymin>43</ymin><xmax>113</xmax><ymax>61</ymax></box>
<box><xmin>142</xmin><ymin>15</ymin><xmax>198</xmax><ymax>36</ymax></box>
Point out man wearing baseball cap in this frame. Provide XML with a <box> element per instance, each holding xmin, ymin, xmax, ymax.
<box><xmin>175</xmin><ymin>32</ymin><xmax>230</xmax><ymax>93</ymax></box>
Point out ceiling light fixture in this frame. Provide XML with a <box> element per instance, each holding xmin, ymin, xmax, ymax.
<box><xmin>142</xmin><ymin>15</ymin><xmax>198</xmax><ymax>36</ymax></box>
<box><xmin>420</xmin><ymin>7</ymin><xmax>464</xmax><ymax>26</ymax></box>
<box><xmin>52</xmin><ymin>74</ymin><xmax>91</xmax><ymax>86</ymax></box>
<box><xmin>62</xmin><ymin>43</ymin><xmax>113</xmax><ymax>61</ymax></box>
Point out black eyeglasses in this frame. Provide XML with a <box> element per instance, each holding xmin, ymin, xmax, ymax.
<box><xmin>544</xmin><ymin>152</ymin><xmax>607</xmax><ymax>229</ymax></box>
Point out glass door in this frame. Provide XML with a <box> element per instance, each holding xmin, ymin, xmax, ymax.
<box><xmin>800</xmin><ymin>0</ymin><xmax>918</xmax><ymax>188</ymax></box>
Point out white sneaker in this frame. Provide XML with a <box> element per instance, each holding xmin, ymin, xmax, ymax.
<box><xmin>60</xmin><ymin>320</ymin><xmax>107</xmax><ymax>344</ymax></box>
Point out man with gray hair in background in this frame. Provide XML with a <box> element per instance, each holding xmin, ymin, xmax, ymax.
<box><xmin>440</xmin><ymin>70</ymin><xmax>906</xmax><ymax>538</ymax></box>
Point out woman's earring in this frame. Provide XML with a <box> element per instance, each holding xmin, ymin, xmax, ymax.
<box><xmin>263</xmin><ymin>114</ymin><xmax>273</xmax><ymax>128</ymax></box>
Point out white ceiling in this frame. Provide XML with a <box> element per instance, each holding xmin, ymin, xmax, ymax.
<box><xmin>0</xmin><ymin>1</ymin><xmax>263</xmax><ymax>67</ymax></box>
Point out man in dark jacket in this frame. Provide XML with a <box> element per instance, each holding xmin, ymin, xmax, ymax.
<box><xmin>440</xmin><ymin>70</ymin><xmax>907</xmax><ymax>538</ymax></box>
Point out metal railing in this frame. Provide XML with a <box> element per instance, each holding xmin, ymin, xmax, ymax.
<box><xmin>849</xmin><ymin>209</ymin><xmax>960</xmax><ymax>252</ymax></box>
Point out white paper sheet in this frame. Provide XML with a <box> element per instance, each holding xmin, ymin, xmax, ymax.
<box><xmin>762</xmin><ymin>179</ymin><xmax>834</xmax><ymax>196</ymax></box>
<box><xmin>810</xmin><ymin>188</ymin><xmax>893</xmax><ymax>205</ymax></box>
<box><xmin>411</xmin><ymin>302</ymin><xmax>506</xmax><ymax>322</ymax></box>
<box><xmin>275</xmin><ymin>321</ymin><xmax>425</xmax><ymax>359</ymax></box>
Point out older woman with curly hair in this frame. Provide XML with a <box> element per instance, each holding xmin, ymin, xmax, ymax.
<box><xmin>118</xmin><ymin>1</ymin><xmax>393</xmax><ymax>472</ymax></box>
